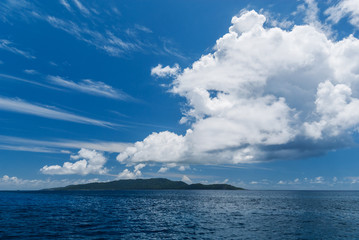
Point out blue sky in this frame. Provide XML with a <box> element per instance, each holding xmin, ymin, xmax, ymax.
<box><xmin>1</xmin><ymin>0</ymin><xmax>359</xmax><ymax>190</ymax></box>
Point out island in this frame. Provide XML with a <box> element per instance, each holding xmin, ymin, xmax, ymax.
<box><xmin>43</xmin><ymin>178</ymin><xmax>245</xmax><ymax>191</ymax></box>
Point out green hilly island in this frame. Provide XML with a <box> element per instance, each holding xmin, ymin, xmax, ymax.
<box><xmin>43</xmin><ymin>178</ymin><xmax>245</xmax><ymax>191</ymax></box>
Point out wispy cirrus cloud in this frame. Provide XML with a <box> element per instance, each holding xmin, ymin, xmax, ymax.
<box><xmin>48</xmin><ymin>75</ymin><xmax>133</xmax><ymax>100</ymax></box>
<box><xmin>0</xmin><ymin>73</ymin><xmax>59</xmax><ymax>90</ymax></box>
<box><xmin>2</xmin><ymin>0</ymin><xmax>142</xmax><ymax>57</ymax></box>
<box><xmin>23</xmin><ymin>69</ymin><xmax>39</xmax><ymax>75</ymax></box>
<box><xmin>0</xmin><ymin>73</ymin><xmax>134</xmax><ymax>101</ymax></box>
<box><xmin>0</xmin><ymin>0</ymin><xmax>36</xmax><ymax>23</ymax></box>
<box><xmin>134</xmin><ymin>24</ymin><xmax>152</xmax><ymax>33</ymax></box>
<box><xmin>72</xmin><ymin>0</ymin><xmax>90</xmax><ymax>15</ymax></box>
<box><xmin>0</xmin><ymin>0</ymin><xmax>184</xmax><ymax>58</ymax></box>
<box><xmin>294</xmin><ymin>0</ymin><xmax>333</xmax><ymax>36</ymax></box>
<box><xmin>59</xmin><ymin>0</ymin><xmax>72</xmax><ymax>12</ymax></box>
<box><xmin>44</xmin><ymin>15</ymin><xmax>141</xmax><ymax>57</ymax></box>
<box><xmin>325</xmin><ymin>0</ymin><xmax>359</xmax><ymax>28</ymax></box>
<box><xmin>0</xmin><ymin>135</ymin><xmax>130</xmax><ymax>153</ymax></box>
<box><xmin>0</xmin><ymin>96</ymin><xmax>113</xmax><ymax>127</ymax></box>
<box><xmin>0</xmin><ymin>39</ymin><xmax>35</xmax><ymax>59</ymax></box>
<box><xmin>0</xmin><ymin>144</ymin><xmax>57</xmax><ymax>153</ymax></box>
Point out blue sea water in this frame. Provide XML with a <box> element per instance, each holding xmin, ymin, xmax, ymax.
<box><xmin>0</xmin><ymin>190</ymin><xmax>359</xmax><ymax>239</ymax></box>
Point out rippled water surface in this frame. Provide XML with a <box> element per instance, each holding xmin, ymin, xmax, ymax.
<box><xmin>1</xmin><ymin>190</ymin><xmax>359</xmax><ymax>239</ymax></box>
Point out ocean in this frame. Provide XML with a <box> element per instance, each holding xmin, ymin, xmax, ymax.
<box><xmin>0</xmin><ymin>190</ymin><xmax>358</xmax><ymax>239</ymax></box>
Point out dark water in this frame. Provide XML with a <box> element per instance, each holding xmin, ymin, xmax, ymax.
<box><xmin>0</xmin><ymin>190</ymin><xmax>359</xmax><ymax>239</ymax></box>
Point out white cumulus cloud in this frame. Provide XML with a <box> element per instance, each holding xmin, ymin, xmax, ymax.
<box><xmin>117</xmin><ymin>9</ymin><xmax>359</xmax><ymax>166</ymax></box>
<box><xmin>158</xmin><ymin>167</ymin><xmax>168</xmax><ymax>173</ymax></box>
<box><xmin>117</xmin><ymin>131</ymin><xmax>188</xmax><ymax>164</ymax></box>
<box><xmin>117</xmin><ymin>163</ymin><xmax>145</xmax><ymax>179</ymax></box>
<box><xmin>181</xmin><ymin>175</ymin><xmax>192</xmax><ymax>184</ymax></box>
<box><xmin>41</xmin><ymin>148</ymin><xmax>107</xmax><ymax>175</ymax></box>
<box><xmin>151</xmin><ymin>64</ymin><xmax>180</xmax><ymax>77</ymax></box>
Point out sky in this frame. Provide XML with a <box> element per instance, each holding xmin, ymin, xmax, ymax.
<box><xmin>1</xmin><ymin>0</ymin><xmax>359</xmax><ymax>190</ymax></box>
